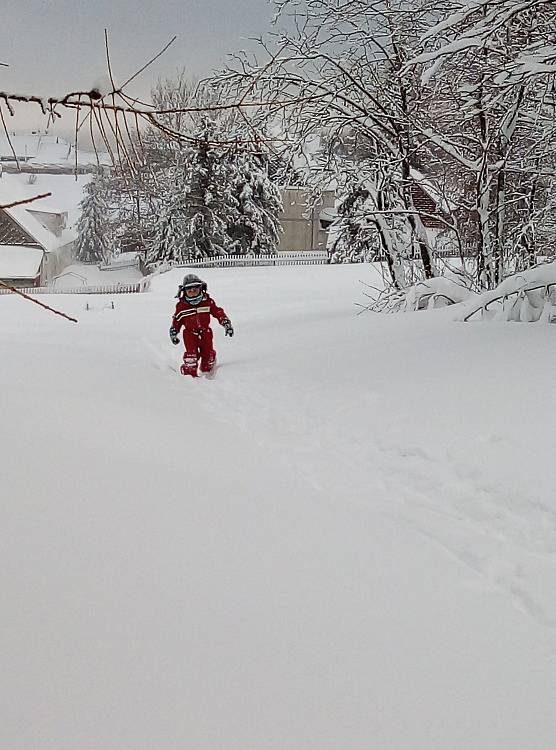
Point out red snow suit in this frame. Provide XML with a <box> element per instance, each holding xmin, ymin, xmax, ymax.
<box><xmin>171</xmin><ymin>294</ymin><xmax>229</xmax><ymax>375</ymax></box>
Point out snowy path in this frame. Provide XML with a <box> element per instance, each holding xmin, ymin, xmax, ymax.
<box><xmin>2</xmin><ymin>265</ymin><xmax>556</xmax><ymax>749</ymax></box>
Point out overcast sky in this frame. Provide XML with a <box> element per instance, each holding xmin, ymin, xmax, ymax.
<box><xmin>1</xmin><ymin>0</ymin><xmax>275</xmax><ymax>135</ymax></box>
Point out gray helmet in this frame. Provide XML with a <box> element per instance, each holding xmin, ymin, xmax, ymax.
<box><xmin>177</xmin><ymin>274</ymin><xmax>207</xmax><ymax>304</ymax></box>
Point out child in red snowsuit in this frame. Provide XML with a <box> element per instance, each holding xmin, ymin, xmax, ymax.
<box><xmin>169</xmin><ymin>274</ymin><xmax>234</xmax><ymax>377</ymax></box>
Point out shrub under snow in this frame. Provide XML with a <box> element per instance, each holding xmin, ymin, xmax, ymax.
<box><xmin>460</xmin><ymin>261</ymin><xmax>556</xmax><ymax>323</ymax></box>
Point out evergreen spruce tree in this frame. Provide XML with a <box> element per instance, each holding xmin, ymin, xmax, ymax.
<box><xmin>145</xmin><ymin>167</ymin><xmax>190</xmax><ymax>268</ymax></box>
<box><xmin>146</xmin><ymin>116</ymin><xmax>282</xmax><ymax>269</ymax></box>
<box><xmin>126</xmin><ymin>74</ymin><xmax>283</xmax><ymax>271</ymax></box>
<box><xmin>75</xmin><ymin>176</ymin><xmax>111</xmax><ymax>264</ymax></box>
<box><xmin>228</xmin><ymin>151</ymin><xmax>282</xmax><ymax>255</ymax></box>
<box><xmin>145</xmin><ymin>128</ymin><xmax>230</xmax><ymax>268</ymax></box>
<box><xmin>181</xmin><ymin>122</ymin><xmax>231</xmax><ymax>259</ymax></box>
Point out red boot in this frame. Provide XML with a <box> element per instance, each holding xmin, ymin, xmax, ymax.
<box><xmin>200</xmin><ymin>354</ymin><xmax>216</xmax><ymax>374</ymax></box>
<box><xmin>180</xmin><ymin>354</ymin><xmax>198</xmax><ymax>377</ymax></box>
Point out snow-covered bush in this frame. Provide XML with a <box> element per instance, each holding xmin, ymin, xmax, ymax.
<box><xmin>364</xmin><ymin>276</ymin><xmax>472</xmax><ymax>314</ymax></box>
<box><xmin>460</xmin><ymin>261</ymin><xmax>556</xmax><ymax>323</ymax></box>
<box><xmin>406</xmin><ymin>278</ymin><xmax>473</xmax><ymax>311</ymax></box>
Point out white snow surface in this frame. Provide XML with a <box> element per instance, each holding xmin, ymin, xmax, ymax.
<box><xmin>51</xmin><ymin>262</ymin><xmax>143</xmax><ymax>288</ymax></box>
<box><xmin>2</xmin><ymin>264</ymin><xmax>556</xmax><ymax>750</ymax></box>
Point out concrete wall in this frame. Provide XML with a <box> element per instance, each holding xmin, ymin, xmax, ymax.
<box><xmin>278</xmin><ymin>187</ymin><xmax>335</xmax><ymax>253</ymax></box>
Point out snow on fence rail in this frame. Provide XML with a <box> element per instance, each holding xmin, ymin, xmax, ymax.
<box><xmin>98</xmin><ymin>257</ymin><xmax>140</xmax><ymax>272</ymax></box>
<box><xmin>0</xmin><ymin>281</ymin><xmax>149</xmax><ymax>296</ymax></box>
<box><xmin>176</xmin><ymin>251</ymin><xmax>329</xmax><ymax>269</ymax></box>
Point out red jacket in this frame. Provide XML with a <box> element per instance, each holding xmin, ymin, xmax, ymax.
<box><xmin>171</xmin><ymin>294</ymin><xmax>228</xmax><ymax>334</ymax></box>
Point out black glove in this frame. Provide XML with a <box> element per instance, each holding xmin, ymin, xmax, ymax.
<box><xmin>169</xmin><ymin>327</ymin><xmax>180</xmax><ymax>345</ymax></box>
<box><xmin>222</xmin><ymin>319</ymin><xmax>234</xmax><ymax>337</ymax></box>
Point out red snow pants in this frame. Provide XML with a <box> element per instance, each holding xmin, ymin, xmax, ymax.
<box><xmin>181</xmin><ymin>328</ymin><xmax>216</xmax><ymax>376</ymax></box>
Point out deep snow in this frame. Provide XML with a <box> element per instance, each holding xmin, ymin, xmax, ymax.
<box><xmin>1</xmin><ymin>264</ymin><xmax>556</xmax><ymax>749</ymax></box>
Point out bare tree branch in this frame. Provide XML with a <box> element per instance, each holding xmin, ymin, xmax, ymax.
<box><xmin>0</xmin><ymin>193</ymin><xmax>52</xmax><ymax>209</ymax></box>
<box><xmin>0</xmin><ymin>280</ymin><xmax>78</xmax><ymax>324</ymax></box>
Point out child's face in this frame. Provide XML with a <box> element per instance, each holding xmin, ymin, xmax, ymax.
<box><xmin>185</xmin><ymin>286</ymin><xmax>202</xmax><ymax>298</ymax></box>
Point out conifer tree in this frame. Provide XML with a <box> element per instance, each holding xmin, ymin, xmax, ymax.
<box><xmin>228</xmin><ymin>151</ymin><xmax>282</xmax><ymax>255</ymax></box>
<box><xmin>145</xmin><ymin>168</ymin><xmax>190</xmax><ymax>268</ymax></box>
<box><xmin>180</xmin><ymin>122</ymin><xmax>231</xmax><ymax>259</ymax></box>
<box><xmin>145</xmin><ymin>115</ymin><xmax>282</xmax><ymax>268</ymax></box>
<box><xmin>75</xmin><ymin>176</ymin><xmax>111</xmax><ymax>264</ymax></box>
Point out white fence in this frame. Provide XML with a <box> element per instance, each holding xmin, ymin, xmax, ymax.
<box><xmin>0</xmin><ymin>281</ymin><xmax>149</xmax><ymax>296</ymax></box>
<box><xmin>176</xmin><ymin>251</ymin><xmax>329</xmax><ymax>269</ymax></box>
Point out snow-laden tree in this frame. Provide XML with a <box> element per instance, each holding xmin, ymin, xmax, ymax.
<box><xmin>89</xmin><ymin>71</ymin><xmax>284</xmax><ymax>270</ymax></box>
<box><xmin>411</xmin><ymin>0</ymin><xmax>556</xmax><ymax>289</ymax></box>
<box><xmin>144</xmin><ymin>166</ymin><xmax>190</xmax><ymax>267</ymax></box>
<box><xmin>143</xmin><ymin>82</ymin><xmax>282</xmax><ymax>265</ymax></box>
<box><xmin>75</xmin><ymin>175</ymin><xmax>112</xmax><ymax>264</ymax></box>
<box><xmin>328</xmin><ymin>155</ymin><xmax>415</xmax><ymax>288</ymax></box>
<box><xmin>227</xmin><ymin>150</ymin><xmax>283</xmax><ymax>255</ymax></box>
<box><xmin>329</xmin><ymin>186</ymin><xmax>378</xmax><ymax>263</ymax></box>
<box><xmin>146</xmin><ymin>118</ymin><xmax>234</xmax><ymax>266</ymax></box>
<box><xmin>214</xmin><ymin>0</ymin><xmax>442</xmax><ymax>288</ymax></box>
<box><xmin>212</xmin><ymin>0</ymin><xmax>556</xmax><ymax>295</ymax></box>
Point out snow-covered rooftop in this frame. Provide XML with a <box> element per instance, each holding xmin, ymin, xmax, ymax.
<box><xmin>0</xmin><ymin>133</ymin><xmax>109</xmax><ymax>169</ymax></box>
<box><xmin>0</xmin><ymin>172</ymin><xmax>90</xmax><ymax>251</ymax></box>
<box><xmin>0</xmin><ymin>172</ymin><xmax>90</xmax><ymax>213</ymax></box>
<box><xmin>0</xmin><ymin>245</ymin><xmax>43</xmax><ymax>279</ymax></box>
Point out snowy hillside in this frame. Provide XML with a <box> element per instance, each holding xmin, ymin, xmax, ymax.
<box><xmin>2</xmin><ymin>264</ymin><xmax>556</xmax><ymax>749</ymax></box>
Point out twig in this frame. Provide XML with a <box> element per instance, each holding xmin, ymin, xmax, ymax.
<box><xmin>119</xmin><ymin>36</ymin><xmax>177</xmax><ymax>90</ymax></box>
<box><xmin>74</xmin><ymin>94</ymin><xmax>81</xmax><ymax>177</ymax></box>
<box><xmin>0</xmin><ymin>280</ymin><xmax>78</xmax><ymax>324</ymax></box>
<box><xmin>91</xmin><ymin>104</ymin><xmax>117</xmax><ymax>166</ymax></box>
<box><xmin>104</xmin><ymin>29</ymin><xmax>118</xmax><ymax>95</ymax></box>
<box><xmin>0</xmin><ymin>192</ymin><xmax>52</xmax><ymax>209</ymax></box>
<box><xmin>0</xmin><ymin>103</ymin><xmax>19</xmax><ymax>170</ymax></box>
<box><xmin>0</xmin><ymin>88</ymin><xmax>326</xmax><ymax>118</ymax></box>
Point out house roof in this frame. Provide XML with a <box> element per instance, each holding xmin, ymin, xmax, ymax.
<box><xmin>0</xmin><ymin>195</ymin><xmax>62</xmax><ymax>253</ymax></box>
<box><xmin>0</xmin><ymin>245</ymin><xmax>43</xmax><ymax>279</ymax></box>
<box><xmin>0</xmin><ymin>133</ymin><xmax>109</xmax><ymax>169</ymax></box>
<box><xmin>0</xmin><ymin>172</ymin><xmax>90</xmax><ymax>251</ymax></box>
<box><xmin>409</xmin><ymin>169</ymin><xmax>454</xmax><ymax>214</ymax></box>
<box><xmin>0</xmin><ymin>172</ymin><xmax>90</xmax><ymax>214</ymax></box>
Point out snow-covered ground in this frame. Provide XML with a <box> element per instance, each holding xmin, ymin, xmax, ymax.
<box><xmin>2</xmin><ymin>264</ymin><xmax>556</xmax><ymax>749</ymax></box>
<box><xmin>50</xmin><ymin>261</ymin><xmax>143</xmax><ymax>288</ymax></box>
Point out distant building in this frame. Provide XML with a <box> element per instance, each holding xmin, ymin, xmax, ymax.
<box><xmin>0</xmin><ymin>172</ymin><xmax>90</xmax><ymax>286</ymax></box>
<box><xmin>278</xmin><ymin>186</ymin><xmax>335</xmax><ymax>252</ymax></box>
<box><xmin>408</xmin><ymin>168</ymin><xmax>457</xmax><ymax>254</ymax></box>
